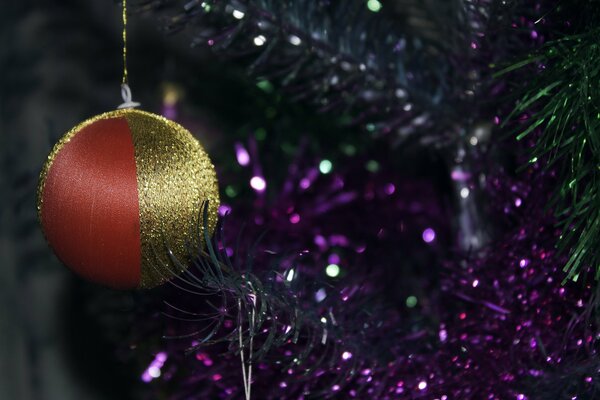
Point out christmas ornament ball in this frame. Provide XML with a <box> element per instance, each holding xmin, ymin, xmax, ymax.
<box><xmin>37</xmin><ymin>109</ymin><xmax>220</xmax><ymax>289</ymax></box>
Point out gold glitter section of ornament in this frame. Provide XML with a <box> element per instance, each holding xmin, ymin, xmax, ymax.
<box><xmin>125</xmin><ymin>109</ymin><xmax>220</xmax><ymax>289</ymax></box>
<box><xmin>37</xmin><ymin>110</ymin><xmax>136</xmax><ymax>224</ymax></box>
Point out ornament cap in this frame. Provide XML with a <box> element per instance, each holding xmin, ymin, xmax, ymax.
<box><xmin>117</xmin><ymin>83</ymin><xmax>141</xmax><ymax>109</ymax></box>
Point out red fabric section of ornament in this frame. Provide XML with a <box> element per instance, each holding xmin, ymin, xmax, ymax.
<box><xmin>41</xmin><ymin>117</ymin><xmax>142</xmax><ymax>289</ymax></box>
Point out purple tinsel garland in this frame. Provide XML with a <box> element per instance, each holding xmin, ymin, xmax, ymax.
<box><xmin>125</xmin><ymin>134</ymin><xmax>599</xmax><ymax>399</ymax></box>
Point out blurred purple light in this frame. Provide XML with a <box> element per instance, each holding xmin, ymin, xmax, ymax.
<box><xmin>235</xmin><ymin>143</ymin><xmax>251</xmax><ymax>166</ymax></box>
<box><xmin>162</xmin><ymin>104</ymin><xmax>177</xmax><ymax>120</ymax></box>
<box><xmin>515</xmin><ymin>198</ymin><xmax>522</xmax><ymax>207</ymax></box>
<box><xmin>141</xmin><ymin>371</ymin><xmax>152</xmax><ymax>383</ymax></box>
<box><xmin>451</xmin><ymin>169</ymin><xmax>471</xmax><ymax>182</ymax></box>
<box><xmin>141</xmin><ymin>351</ymin><xmax>168</xmax><ymax>383</ymax></box>
<box><xmin>314</xmin><ymin>235</ymin><xmax>327</xmax><ymax>250</ymax></box>
<box><xmin>218</xmin><ymin>204</ymin><xmax>232</xmax><ymax>216</ymax></box>
<box><xmin>299</xmin><ymin>178</ymin><xmax>311</xmax><ymax>190</ymax></box>
<box><xmin>328</xmin><ymin>253</ymin><xmax>340</xmax><ymax>264</ymax></box>
<box><xmin>422</xmin><ymin>228</ymin><xmax>436</xmax><ymax>243</ymax></box>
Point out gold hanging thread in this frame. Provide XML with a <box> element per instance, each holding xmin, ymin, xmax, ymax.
<box><xmin>122</xmin><ymin>0</ymin><xmax>128</xmax><ymax>85</ymax></box>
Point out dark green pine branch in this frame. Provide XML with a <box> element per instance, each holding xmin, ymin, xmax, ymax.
<box><xmin>500</xmin><ymin>22</ymin><xmax>600</xmax><ymax>283</ymax></box>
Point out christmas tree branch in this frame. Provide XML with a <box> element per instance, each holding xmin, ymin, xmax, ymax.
<box><xmin>498</xmin><ymin>3</ymin><xmax>600</xmax><ymax>282</ymax></box>
<box><xmin>131</xmin><ymin>0</ymin><xmax>505</xmax><ymax>146</ymax></box>
<box><xmin>149</xmin><ymin>204</ymin><xmax>389</xmax><ymax>397</ymax></box>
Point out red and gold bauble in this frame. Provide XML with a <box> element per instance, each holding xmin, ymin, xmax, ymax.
<box><xmin>37</xmin><ymin>109</ymin><xmax>220</xmax><ymax>289</ymax></box>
